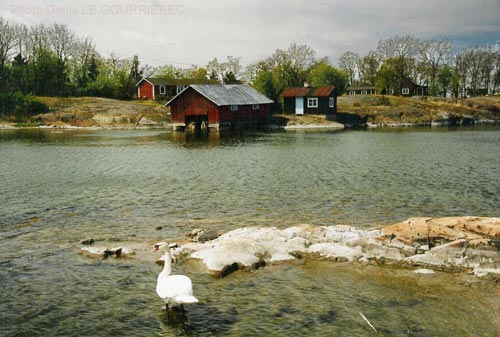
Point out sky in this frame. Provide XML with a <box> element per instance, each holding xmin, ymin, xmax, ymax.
<box><xmin>1</xmin><ymin>0</ymin><xmax>499</xmax><ymax>68</ymax></box>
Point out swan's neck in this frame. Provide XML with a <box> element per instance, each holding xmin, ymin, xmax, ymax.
<box><xmin>162</xmin><ymin>250</ymin><xmax>172</xmax><ymax>276</ymax></box>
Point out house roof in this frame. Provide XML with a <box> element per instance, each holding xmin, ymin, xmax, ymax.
<box><xmin>135</xmin><ymin>77</ymin><xmax>218</xmax><ymax>87</ymax></box>
<box><xmin>165</xmin><ymin>84</ymin><xmax>274</xmax><ymax>107</ymax></box>
<box><xmin>347</xmin><ymin>86</ymin><xmax>376</xmax><ymax>91</ymax></box>
<box><xmin>280</xmin><ymin>86</ymin><xmax>335</xmax><ymax>97</ymax></box>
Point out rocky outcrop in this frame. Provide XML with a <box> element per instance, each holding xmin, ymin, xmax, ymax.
<box><xmin>80</xmin><ymin>246</ymin><xmax>135</xmax><ymax>258</ymax></box>
<box><xmin>171</xmin><ymin>217</ymin><xmax>499</xmax><ymax>278</ymax></box>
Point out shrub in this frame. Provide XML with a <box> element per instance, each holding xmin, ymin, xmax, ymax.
<box><xmin>376</xmin><ymin>96</ymin><xmax>391</xmax><ymax>106</ymax></box>
<box><xmin>0</xmin><ymin>92</ymin><xmax>49</xmax><ymax>121</ymax></box>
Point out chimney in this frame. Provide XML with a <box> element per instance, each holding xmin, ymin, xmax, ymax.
<box><xmin>304</xmin><ymin>81</ymin><xmax>310</xmax><ymax>88</ymax></box>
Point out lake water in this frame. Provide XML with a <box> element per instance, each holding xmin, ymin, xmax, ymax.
<box><xmin>1</xmin><ymin>127</ymin><xmax>499</xmax><ymax>336</ymax></box>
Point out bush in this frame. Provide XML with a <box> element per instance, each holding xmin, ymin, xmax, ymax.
<box><xmin>0</xmin><ymin>92</ymin><xmax>49</xmax><ymax>121</ymax></box>
<box><xmin>376</xmin><ymin>96</ymin><xmax>391</xmax><ymax>106</ymax></box>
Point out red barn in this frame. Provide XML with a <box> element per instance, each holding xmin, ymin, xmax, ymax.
<box><xmin>165</xmin><ymin>84</ymin><xmax>274</xmax><ymax>130</ymax></box>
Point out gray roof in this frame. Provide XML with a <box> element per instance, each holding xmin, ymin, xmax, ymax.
<box><xmin>135</xmin><ymin>77</ymin><xmax>217</xmax><ymax>87</ymax></box>
<box><xmin>166</xmin><ymin>84</ymin><xmax>273</xmax><ymax>107</ymax></box>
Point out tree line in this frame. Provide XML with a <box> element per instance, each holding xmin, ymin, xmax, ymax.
<box><xmin>339</xmin><ymin>35</ymin><xmax>500</xmax><ymax>97</ymax></box>
<box><xmin>1</xmin><ymin>17</ymin><xmax>499</xmax><ymax>119</ymax></box>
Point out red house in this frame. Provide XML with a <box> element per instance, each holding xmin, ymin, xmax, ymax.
<box><xmin>135</xmin><ymin>77</ymin><xmax>217</xmax><ymax>100</ymax></box>
<box><xmin>165</xmin><ymin>84</ymin><xmax>274</xmax><ymax>131</ymax></box>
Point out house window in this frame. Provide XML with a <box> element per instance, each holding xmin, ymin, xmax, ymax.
<box><xmin>252</xmin><ymin>104</ymin><xmax>259</xmax><ymax>110</ymax></box>
<box><xmin>349</xmin><ymin>91</ymin><xmax>355</xmax><ymax>96</ymax></box>
<box><xmin>159</xmin><ymin>85</ymin><xmax>166</xmax><ymax>95</ymax></box>
<box><xmin>361</xmin><ymin>90</ymin><xmax>367</xmax><ymax>95</ymax></box>
<box><xmin>329</xmin><ymin>97</ymin><xmax>334</xmax><ymax>107</ymax></box>
<box><xmin>402</xmin><ymin>88</ymin><xmax>409</xmax><ymax>95</ymax></box>
<box><xmin>307</xmin><ymin>98</ymin><xmax>318</xmax><ymax>108</ymax></box>
<box><xmin>176</xmin><ymin>85</ymin><xmax>185</xmax><ymax>94</ymax></box>
<box><xmin>231</xmin><ymin>105</ymin><xmax>238</xmax><ymax>111</ymax></box>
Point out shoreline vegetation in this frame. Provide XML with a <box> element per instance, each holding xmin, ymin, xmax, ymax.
<box><xmin>0</xmin><ymin>95</ymin><xmax>499</xmax><ymax>130</ymax></box>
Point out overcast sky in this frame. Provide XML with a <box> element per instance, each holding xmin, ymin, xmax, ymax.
<box><xmin>1</xmin><ymin>0</ymin><xmax>499</xmax><ymax>67</ymax></box>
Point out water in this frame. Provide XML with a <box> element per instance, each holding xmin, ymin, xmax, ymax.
<box><xmin>1</xmin><ymin>127</ymin><xmax>499</xmax><ymax>336</ymax></box>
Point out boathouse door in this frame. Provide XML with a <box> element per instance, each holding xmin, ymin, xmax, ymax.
<box><xmin>295</xmin><ymin>97</ymin><xmax>304</xmax><ymax>115</ymax></box>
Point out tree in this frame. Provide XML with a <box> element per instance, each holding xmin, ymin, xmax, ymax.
<box><xmin>47</xmin><ymin>23</ymin><xmax>76</xmax><ymax>95</ymax></box>
<box><xmin>308</xmin><ymin>59</ymin><xmax>347</xmax><ymax>95</ymax></box>
<box><xmin>377</xmin><ymin>35</ymin><xmax>420</xmax><ymax>83</ymax></box>
<box><xmin>437</xmin><ymin>64</ymin><xmax>453</xmax><ymax>97</ymax></box>
<box><xmin>252</xmin><ymin>69</ymin><xmax>276</xmax><ymax>101</ymax></box>
<box><xmin>375</xmin><ymin>58</ymin><xmax>401</xmax><ymax>95</ymax></box>
<box><xmin>339</xmin><ymin>51</ymin><xmax>360</xmax><ymax>86</ymax></box>
<box><xmin>206</xmin><ymin>56</ymin><xmax>242</xmax><ymax>84</ymax></box>
<box><xmin>0</xmin><ymin>17</ymin><xmax>16</xmax><ymax>71</ymax></box>
<box><xmin>184</xmin><ymin>66</ymin><xmax>208</xmax><ymax>80</ymax></box>
<box><xmin>156</xmin><ymin>64</ymin><xmax>185</xmax><ymax>80</ymax></box>
<box><xmin>419</xmin><ymin>39</ymin><xmax>452</xmax><ymax>95</ymax></box>
<box><xmin>73</xmin><ymin>36</ymin><xmax>98</xmax><ymax>91</ymax></box>
<box><xmin>359</xmin><ymin>51</ymin><xmax>379</xmax><ymax>86</ymax></box>
<box><xmin>453</xmin><ymin>49</ymin><xmax>469</xmax><ymax>97</ymax></box>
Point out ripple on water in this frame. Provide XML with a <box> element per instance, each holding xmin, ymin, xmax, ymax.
<box><xmin>1</xmin><ymin>128</ymin><xmax>500</xmax><ymax>336</ymax></box>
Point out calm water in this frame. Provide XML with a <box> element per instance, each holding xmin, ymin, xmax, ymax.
<box><xmin>0</xmin><ymin>127</ymin><xmax>499</xmax><ymax>336</ymax></box>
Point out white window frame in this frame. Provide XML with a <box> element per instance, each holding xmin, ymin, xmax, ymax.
<box><xmin>159</xmin><ymin>85</ymin><xmax>166</xmax><ymax>95</ymax></box>
<box><xmin>361</xmin><ymin>90</ymin><xmax>367</xmax><ymax>95</ymax></box>
<box><xmin>176</xmin><ymin>85</ymin><xmax>185</xmax><ymax>94</ymax></box>
<box><xmin>329</xmin><ymin>97</ymin><xmax>334</xmax><ymax>108</ymax></box>
<box><xmin>307</xmin><ymin>97</ymin><xmax>318</xmax><ymax>108</ymax></box>
<box><xmin>402</xmin><ymin>88</ymin><xmax>409</xmax><ymax>95</ymax></box>
<box><xmin>231</xmin><ymin>104</ymin><xmax>238</xmax><ymax>111</ymax></box>
<box><xmin>252</xmin><ymin>104</ymin><xmax>259</xmax><ymax>110</ymax></box>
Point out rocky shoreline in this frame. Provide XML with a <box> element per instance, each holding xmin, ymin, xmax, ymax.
<box><xmin>80</xmin><ymin>216</ymin><xmax>500</xmax><ymax>280</ymax></box>
<box><xmin>174</xmin><ymin>216</ymin><xmax>500</xmax><ymax>278</ymax></box>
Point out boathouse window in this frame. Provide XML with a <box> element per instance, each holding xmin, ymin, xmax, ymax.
<box><xmin>329</xmin><ymin>97</ymin><xmax>334</xmax><ymax>107</ymax></box>
<box><xmin>159</xmin><ymin>85</ymin><xmax>166</xmax><ymax>94</ymax></box>
<box><xmin>307</xmin><ymin>98</ymin><xmax>318</xmax><ymax>108</ymax></box>
<box><xmin>402</xmin><ymin>88</ymin><xmax>409</xmax><ymax>95</ymax></box>
<box><xmin>231</xmin><ymin>104</ymin><xmax>238</xmax><ymax>111</ymax></box>
<box><xmin>252</xmin><ymin>104</ymin><xmax>259</xmax><ymax>110</ymax></box>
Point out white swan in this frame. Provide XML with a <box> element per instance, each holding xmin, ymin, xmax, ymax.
<box><xmin>153</xmin><ymin>242</ymin><xmax>198</xmax><ymax>311</ymax></box>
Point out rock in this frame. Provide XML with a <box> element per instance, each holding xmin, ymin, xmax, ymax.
<box><xmin>414</xmin><ymin>268</ymin><xmax>435</xmax><ymax>274</ymax></box>
<box><xmin>198</xmin><ymin>230</ymin><xmax>221</xmax><ymax>242</ymax></box>
<box><xmin>110</xmin><ymin>246</ymin><xmax>135</xmax><ymax>257</ymax></box>
<box><xmin>137</xmin><ymin>116</ymin><xmax>158</xmax><ymax>125</ymax></box>
<box><xmin>307</xmin><ymin>243</ymin><xmax>361</xmax><ymax>261</ymax></box>
<box><xmin>80</xmin><ymin>246</ymin><xmax>135</xmax><ymax>258</ymax></box>
<box><xmin>184</xmin><ymin>229</ymin><xmax>222</xmax><ymax>242</ymax></box>
<box><xmin>80</xmin><ymin>247</ymin><xmax>112</xmax><ymax>258</ymax></box>
<box><xmin>167</xmin><ymin>217</ymin><xmax>500</xmax><ymax>278</ymax></box>
<box><xmin>81</xmin><ymin>238</ymin><xmax>95</xmax><ymax>245</ymax></box>
<box><xmin>473</xmin><ymin>268</ymin><xmax>500</xmax><ymax>280</ymax></box>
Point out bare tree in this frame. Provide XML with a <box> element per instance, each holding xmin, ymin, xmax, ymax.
<box><xmin>73</xmin><ymin>36</ymin><xmax>98</xmax><ymax>86</ymax></box>
<box><xmin>453</xmin><ymin>49</ymin><xmax>469</xmax><ymax>98</ymax></box>
<box><xmin>478</xmin><ymin>45</ymin><xmax>496</xmax><ymax>94</ymax></box>
<box><xmin>419</xmin><ymin>39</ymin><xmax>452</xmax><ymax>95</ymax></box>
<box><xmin>377</xmin><ymin>35</ymin><xmax>421</xmax><ymax>84</ymax></box>
<box><xmin>359</xmin><ymin>51</ymin><xmax>380</xmax><ymax>86</ymax></box>
<box><xmin>0</xmin><ymin>17</ymin><xmax>16</xmax><ymax>70</ymax></box>
<box><xmin>339</xmin><ymin>51</ymin><xmax>360</xmax><ymax>86</ymax></box>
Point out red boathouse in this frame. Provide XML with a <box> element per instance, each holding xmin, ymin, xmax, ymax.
<box><xmin>165</xmin><ymin>84</ymin><xmax>274</xmax><ymax>130</ymax></box>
